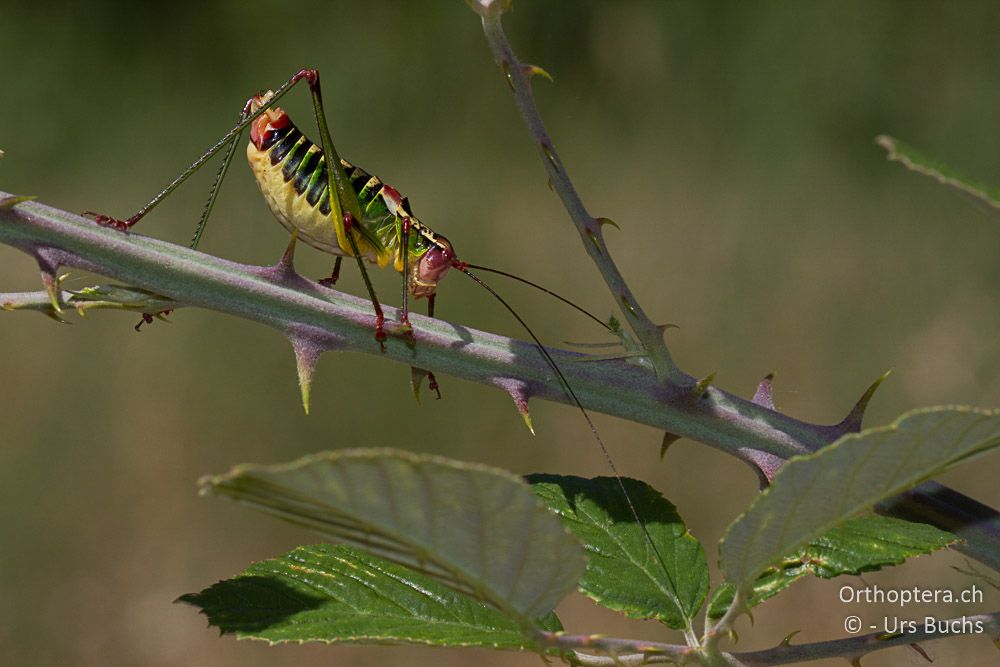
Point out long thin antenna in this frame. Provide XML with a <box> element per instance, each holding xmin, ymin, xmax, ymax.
<box><xmin>461</xmin><ymin>262</ymin><xmax>612</xmax><ymax>332</ymax></box>
<box><xmin>190</xmin><ymin>119</ymin><xmax>247</xmax><ymax>250</ymax></box>
<box><xmin>457</xmin><ymin>267</ymin><xmax>670</xmax><ymax>578</ymax></box>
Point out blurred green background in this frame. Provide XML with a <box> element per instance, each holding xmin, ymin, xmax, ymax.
<box><xmin>2</xmin><ymin>1</ymin><xmax>998</xmax><ymax>665</ymax></box>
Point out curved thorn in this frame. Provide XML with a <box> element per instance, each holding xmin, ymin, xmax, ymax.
<box><xmin>493</xmin><ymin>378</ymin><xmax>534</xmax><ymax>435</ymax></box>
<box><xmin>660</xmin><ymin>432</ymin><xmax>681</xmax><ymax>460</ymax></box>
<box><xmin>251</xmin><ymin>230</ymin><xmax>318</xmax><ymax>291</ymax></box>
<box><xmin>595</xmin><ymin>216</ymin><xmax>620</xmax><ymax>230</ymax></box>
<box><xmin>39</xmin><ymin>267</ymin><xmax>63</xmax><ymax>315</ymax></box>
<box><xmin>752</xmin><ymin>372</ymin><xmax>776</xmax><ymax>410</ymax></box>
<box><xmin>520</xmin><ymin>403</ymin><xmax>535</xmax><ymax>435</ymax></box>
<box><xmin>839</xmin><ymin>370</ymin><xmax>892</xmax><ymax>433</ymax></box>
<box><xmin>290</xmin><ymin>334</ymin><xmax>323</xmax><ymax>415</ymax></box>
<box><xmin>48</xmin><ymin>311</ymin><xmax>71</xmax><ymax>324</ymax></box>
<box><xmin>692</xmin><ymin>372</ymin><xmax>716</xmax><ymax>398</ymax></box>
<box><xmin>908</xmin><ymin>642</ymin><xmax>933</xmax><ymax>663</ymax></box>
<box><xmin>410</xmin><ymin>366</ymin><xmax>428</xmax><ymax>404</ymax></box>
<box><xmin>744</xmin><ymin>450</ymin><xmax>785</xmax><ymax>488</ymax></box>
<box><xmin>275</xmin><ymin>229</ymin><xmax>299</xmax><ymax>277</ymax></box>
<box><xmin>779</xmin><ymin>630</ymin><xmax>800</xmax><ymax>647</ymax></box>
<box><xmin>522</xmin><ymin>63</ymin><xmax>554</xmax><ymax>82</ymax></box>
<box><xmin>0</xmin><ymin>194</ymin><xmax>36</xmax><ymax>210</ymax></box>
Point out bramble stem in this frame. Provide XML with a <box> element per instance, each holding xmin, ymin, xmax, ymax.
<box><xmin>459</xmin><ymin>3</ymin><xmax>1000</xmax><ymax>574</ymax></box>
<box><xmin>541</xmin><ymin>610</ymin><xmax>999</xmax><ymax>666</ymax></box>
<box><xmin>0</xmin><ymin>195</ymin><xmax>810</xmax><ymax>459</ymax></box>
<box><xmin>733</xmin><ymin>610</ymin><xmax>1000</xmax><ymax>666</ymax></box>
<box><xmin>2</xmin><ymin>195</ymin><xmax>998</xmax><ymax>575</ymax></box>
<box><xmin>474</xmin><ymin>8</ymin><xmax>684</xmax><ymax>386</ymax></box>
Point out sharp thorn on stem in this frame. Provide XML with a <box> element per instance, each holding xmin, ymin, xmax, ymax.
<box><xmin>691</xmin><ymin>372</ymin><xmax>717</xmax><ymax>399</ymax></box>
<box><xmin>660</xmin><ymin>432</ymin><xmax>681</xmax><ymax>460</ymax></box>
<box><xmin>410</xmin><ymin>367</ymin><xmax>441</xmax><ymax>403</ymax></box>
<box><xmin>410</xmin><ymin>367</ymin><xmax>426</xmax><ymax>404</ymax></box>
<box><xmin>522</xmin><ymin>63</ymin><xmax>553</xmax><ymax>82</ymax></box>
<box><xmin>838</xmin><ymin>370</ymin><xmax>892</xmax><ymax>433</ymax></box>
<box><xmin>908</xmin><ymin>642</ymin><xmax>933</xmax><ymax>663</ymax></box>
<box><xmin>289</xmin><ymin>335</ymin><xmax>324</xmax><ymax>415</ymax></box>
<box><xmin>37</xmin><ymin>262</ymin><xmax>63</xmax><ymax>315</ymax></box>
<box><xmin>0</xmin><ymin>194</ymin><xmax>36</xmax><ymax>210</ymax></box>
<box><xmin>779</xmin><ymin>630</ymin><xmax>800</xmax><ymax>647</ymax></box>
<box><xmin>493</xmin><ymin>378</ymin><xmax>534</xmax><ymax>435</ymax></box>
<box><xmin>752</xmin><ymin>372</ymin><xmax>776</xmax><ymax>410</ymax></box>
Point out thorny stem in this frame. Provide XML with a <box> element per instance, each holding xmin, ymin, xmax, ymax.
<box><xmin>462</xmin><ymin>0</ymin><xmax>1000</xmax><ymax>569</ymax></box>
<box><xmin>538</xmin><ymin>632</ymin><xmax>695</xmax><ymax>665</ymax></box>
<box><xmin>1</xmin><ymin>196</ymin><xmax>814</xmax><ymax>458</ymax></box>
<box><xmin>540</xmin><ymin>611</ymin><xmax>1000</xmax><ymax>666</ymax></box>
<box><xmin>2</xmin><ymin>195</ymin><xmax>999</xmax><ymax>571</ymax></box>
<box><xmin>2</xmin><ymin>7</ymin><xmax>999</xmax><ymax>663</ymax></box>
<box><xmin>703</xmin><ymin>589</ymin><xmax>745</xmax><ymax>658</ymax></box>
<box><xmin>466</xmin><ymin>2</ymin><xmax>1000</xmax><ymax>659</ymax></box>
<box><xmin>475</xmin><ymin>7</ymin><xmax>685</xmax><ymax>386</ymax></box>
<box><xmin>733</xmin><ymin>610</ymin><xmax>1000</xmax><ymax>666</ymax></box>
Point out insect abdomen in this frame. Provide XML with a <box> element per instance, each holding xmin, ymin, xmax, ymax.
<box><xmin>249</xmin><ymin>115</ymin><xmax>418</xmax><ymax>269</ymax></box>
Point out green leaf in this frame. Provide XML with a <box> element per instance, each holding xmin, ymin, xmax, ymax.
<box><xmin>877</xmin><ymin>135</ymin><xmax>1000</xmax><ymax>210</ymax></box>
<box><xmin>720</xmin><ymin>406</ymin><xmax>999</xmax><ymax>592</ymax></box>
<box><xmin>708</xmin><ymin>515</ymin><xmax>958</xmax><ymax>618</ymax></box>
<box><xmin>180</xmin><ymin>543</ymin><xmax>561</xmax><ymax>648</ymax></box>
<box><xmin>528</xmin><ymin>475</ymin><xmax>708</xmax><ymax>630</ymax></box>
<box><xmin>199</xmin><ymin>449</ymin><xmax>585</xmax><ymax>621</ymax></box>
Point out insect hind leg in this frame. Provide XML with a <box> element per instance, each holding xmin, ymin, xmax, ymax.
<box><xmin>82</xmin><ymin>70</ymin><xmax>313</xmax><ymax>234</ymax></box>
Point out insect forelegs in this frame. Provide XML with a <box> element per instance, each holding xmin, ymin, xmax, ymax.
<box><xmin>318</xmin><ymin>257</ymin><xmax>343</xmax><ymax>288</ymax></box>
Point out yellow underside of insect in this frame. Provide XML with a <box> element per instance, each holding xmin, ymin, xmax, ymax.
<box><xmin>247</xmin><ymin>142</ymin><xmax>398</xmax><ymax>270</ymax></box>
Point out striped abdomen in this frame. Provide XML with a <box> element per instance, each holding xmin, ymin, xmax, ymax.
<box><xmin>247</xmin><ymin>107</ymin><xmax>430</xmax><ymax>272</ymax></box>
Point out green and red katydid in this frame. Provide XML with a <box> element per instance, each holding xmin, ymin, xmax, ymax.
<box><xmin>86</xmin><ymin>69</ymin><xmax>662</xmax><ymax>571</ymax></box>
<box><xmin>86</xmin><ymin>69</ymin><xmax>608</xmax><ymax>396</ymax></box>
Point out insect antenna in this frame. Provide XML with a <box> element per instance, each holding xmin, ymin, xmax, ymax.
<box><xmin>189</xmin><ymin>127</ymin><xmax>246</xmax><ymax>251</ymax></box>
<box><xmin>455</xmin><ymin>266</ymin><xmax>670</xmax><ymax>575</ymax></box>
<box><xmin>460</xmin><ymin>262</ymin><xmax>612</xmax><ymax>332</ymax></box>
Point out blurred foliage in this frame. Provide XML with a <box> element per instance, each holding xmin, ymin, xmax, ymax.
<box><xmin>1</xmin><ymin>1</ymin><xmax>997</xmax><ymax>665</ymax></box>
